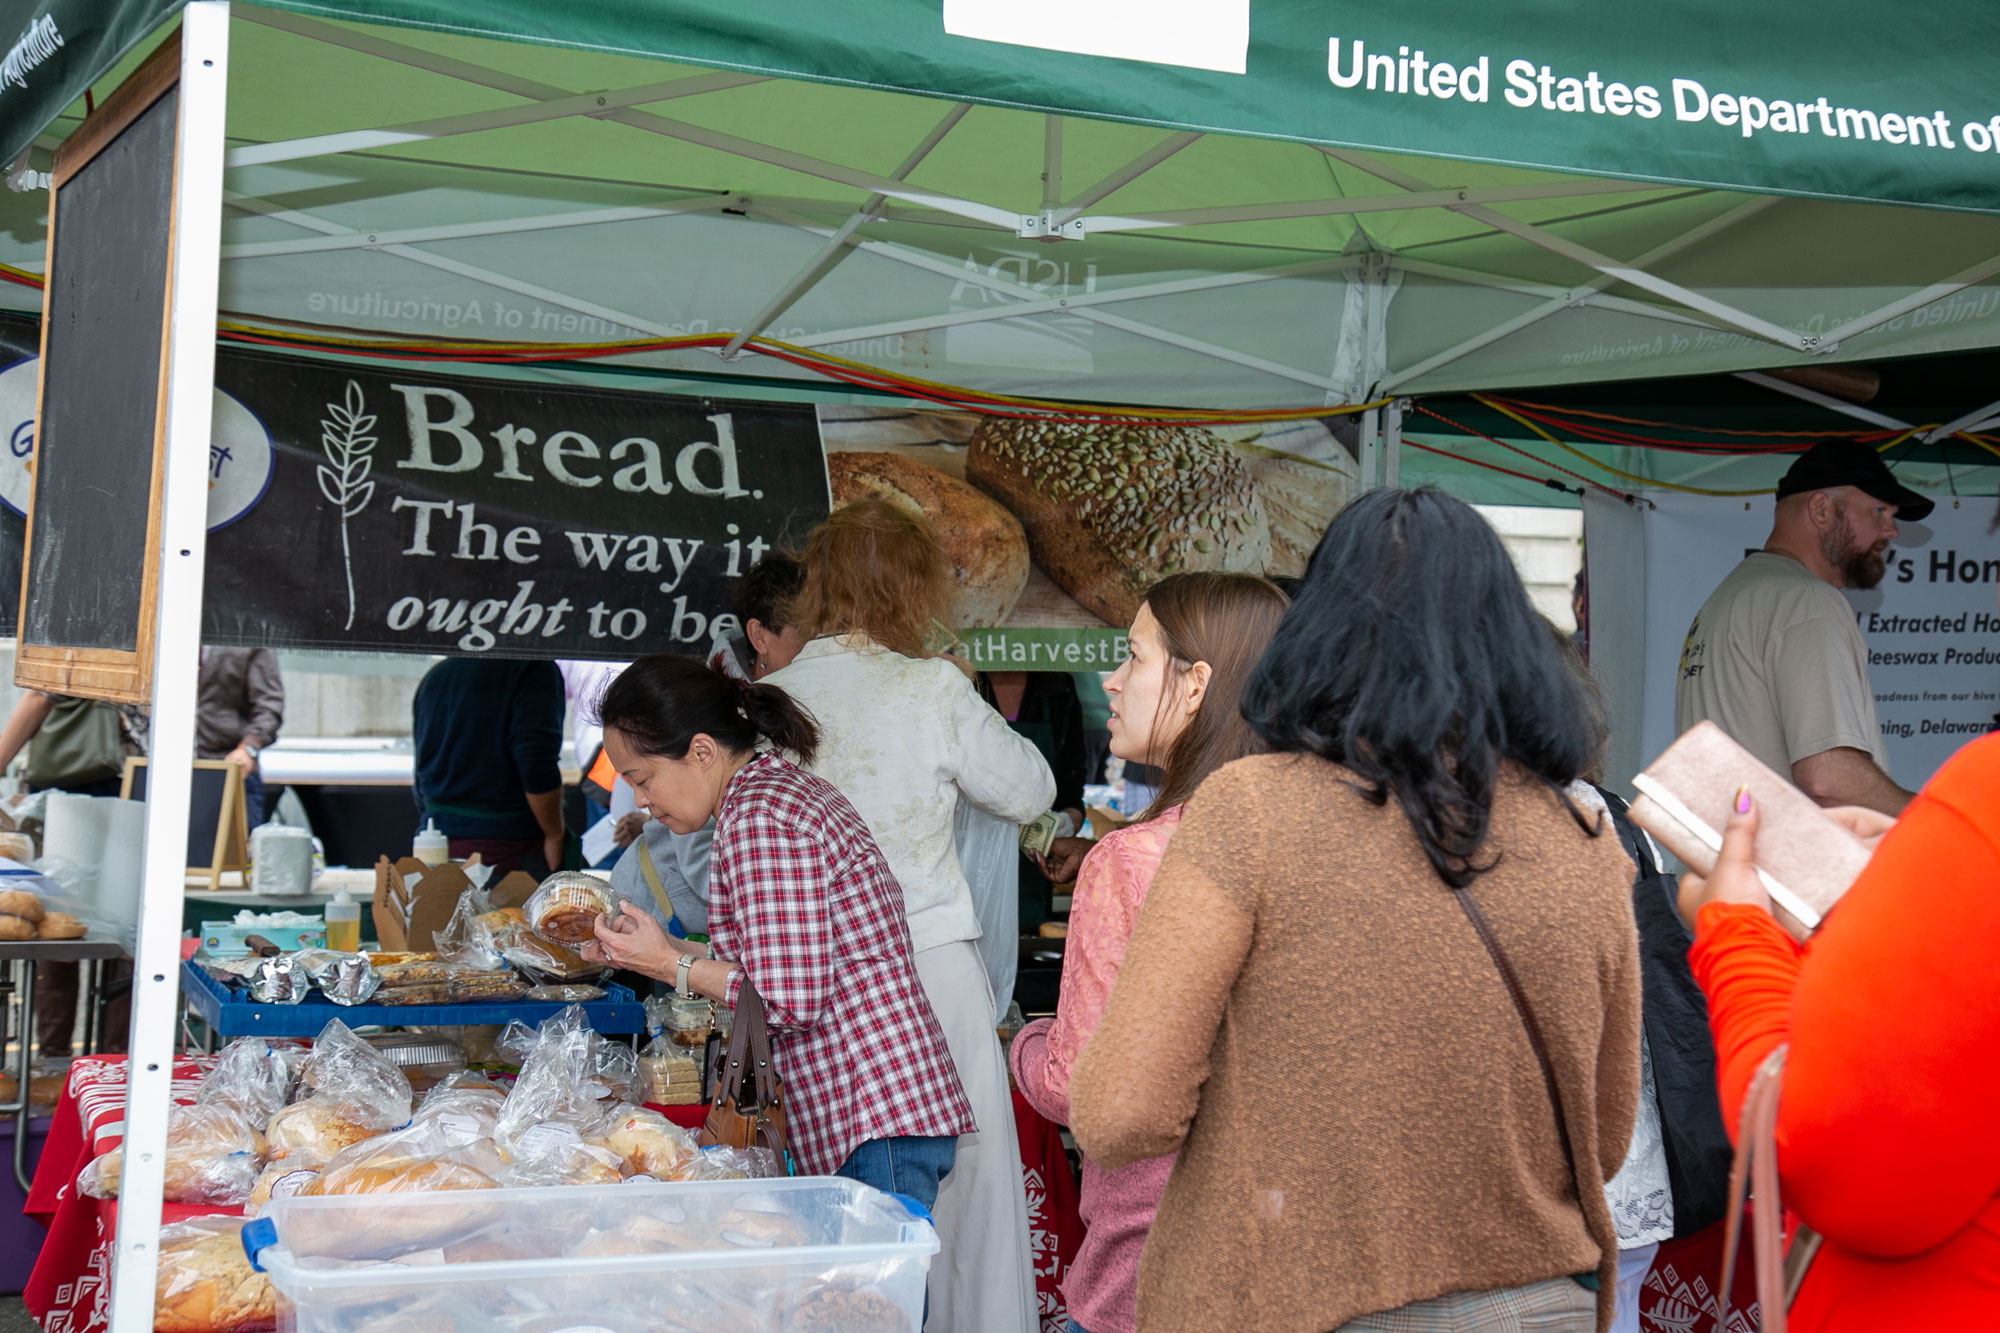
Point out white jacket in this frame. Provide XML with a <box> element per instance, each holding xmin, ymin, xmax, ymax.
<box><xmin>765</xmin><ymin>635</ymin><xmax>1056</xmax><ymax>954</ymax></box>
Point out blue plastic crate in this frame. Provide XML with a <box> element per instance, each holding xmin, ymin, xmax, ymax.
<box><xmin>180</xmin><ymin>960</ymin><xmax>646</xmax><ymax>1037</ymax></box>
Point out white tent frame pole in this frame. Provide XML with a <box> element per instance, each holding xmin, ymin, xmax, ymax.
<box><xmin>1735</xmin><ymin>371</ymin><xmax>1915</xmax><ymax>431</ymax></box>
<box><xmin>1389</xmin><ymin>256</ymin><xmax>1721</xmax><ymax>331</ymax></box>
<box><xmin>224</xmin><ymin>70</ymin><xmax>763</xmax><ymax>168</ymax></box>
<box><xmin>1817</xmin><ymin>254</ymin><xmax>2000</xmax><ymax>348</ymax></box>
<box><xmin>108</xmin><ymin>5</ymin><xmax>230</xmax><ymax>1328</ymax></box>
<box><xmin>1085</xmin><ymin>177</ymin><xmax>1669</xmax><ymax>232</ymax></box>
<box><xmin>1325</xmin><ymin>148</ymin><xmax>1813</xmax><ymax>354</ymax></box>
<box><xmin>1050</xmin><ymin>130</ymin><xmax>1201</xmax><ymax>224</ymax></box>
<box><xmin>233</xmin><ymin>6</ymin><xmax>1019</xmax><ymax>230</ymax></box>
<box><xmin>1041</xmin><ymin>115</ymin><xmax>1062</xmax><ymax>212</ymax></box>
<box><xmin>221</xmin><ymin>197</ymin><xmax>737</xmax><ymax>260</ymax></box>
<box><xmin>1383</xmin><ymin>195</ymin><xmax>1781</xmax><ymax>390</ymax></box>
<box><xmin>226</xmin><ymin>191</ymin><xmax>694</xmax><ymax>339</ymax></box>
<box><xmin>1923</xmin><ymin>397</ymin><xmax>2000</xmax><ymax>442</ymax></box>
<box><xmin>749</xmin><ymin>204</ymin><xmax>1340</xmax><ymax>390</ymax></box>
<box><xmin>720</xmin><ymin>102</ymin><xmax>970</xmax><ymax>359</ymax></box>
<box><xmin>789</xmin><ymin>254</ymin><xmax>1361</xmax><ymax>349</ymax></box>
<box><xmin>1358</xmin><ymin>407</ymin><xmax>1380</xmax><ymax>489</ymax></box>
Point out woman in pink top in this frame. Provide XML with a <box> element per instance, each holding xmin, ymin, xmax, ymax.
<box><xmin>1009</xmin><ymin>572</ymin><xmax>1289</xmax><ymax>1333</ymax></box>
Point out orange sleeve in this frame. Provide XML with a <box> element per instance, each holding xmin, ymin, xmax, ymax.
<box><xmin>1693</xmin><ymin>735</ymin><xmax>2000</xmax><ymax>1259</ymax></box>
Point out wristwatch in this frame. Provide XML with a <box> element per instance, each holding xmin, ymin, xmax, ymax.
<box><xmin>674</xmin><ymin>952</ymin><xmax>697</xmax><ymax>997</ymax></box>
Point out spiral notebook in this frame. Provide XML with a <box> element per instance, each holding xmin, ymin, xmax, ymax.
<box><xmin>1628</xmin><ymin>721</ymin><xmax>1872</xmax><ymax>941</ymax></box>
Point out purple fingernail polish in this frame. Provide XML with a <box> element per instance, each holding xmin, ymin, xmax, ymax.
<box><xmin>1735</xmin><ymin>787</ymin><xmax>1751</xmax><ymax>815</ymax></box>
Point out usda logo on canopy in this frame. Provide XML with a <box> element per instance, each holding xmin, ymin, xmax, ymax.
<box><xmin>0</xmin><ymin>355</ymin><xmax>274</xmax><ymax>529</ymax></box>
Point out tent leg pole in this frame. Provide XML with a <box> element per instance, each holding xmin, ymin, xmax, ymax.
<box><xmin>1383</xmin><ymin>400</ymin><xmax>1404</xmax><ymax>489</ymax></box>
<box><xmin>105</xmin><ymin>6</ymin><xmax>229</xmax><ymax>1329</ymax></box>
<box><xmin>1359</xmin><ymin>408</ymin><xmax>1380</xmax><ymax>490</ymax></box>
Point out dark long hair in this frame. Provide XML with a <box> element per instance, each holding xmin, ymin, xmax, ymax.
<box><xmin>598</xmin><ymin>653</ymin><xmax>820</xmax><ymax>766</ymax></box>
<box><xmin>1139</xmin><ymin>572</ymin><xmax>1291</xmax><ymax>818</ymax></box>
<box><xmin>731</xmin><ymin>551</ymin><xmax>804</xmax><ymax>630</ymax></box>
<box><xmin>1241</xmin><ymin>488</ymin><xmax>1602</xmax><ymax>887</ymax></box>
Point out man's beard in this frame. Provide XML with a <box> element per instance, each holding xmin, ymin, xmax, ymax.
<box><xmin>1821</xmin><ymin>515</ymin><xmax>1886</xmax><ymax>589</ymax></box>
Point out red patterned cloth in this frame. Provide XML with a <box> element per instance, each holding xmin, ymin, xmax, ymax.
<box><xmin>24</xmin><ymin>1056</ymin><xmax>233</xmax><ymax>1333</ymax></box>
<box><xmin>1014</xmin><ymin>1090</ymin><xmax>1084</xmax><ymax>1333</ymax></box>
<box><xmin>1640</xmin><ymin>1216</ymin><xmax>1765</xmax><ymax>1333</ymax></box>
<box><xmin>707</xmin><ymin>752</ymin><xmax>974</xmax><ymax>1175</ymax></box>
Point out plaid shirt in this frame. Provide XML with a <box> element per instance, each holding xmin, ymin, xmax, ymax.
<box><xmin>708</xmin><ymin>752</ymin><xmax>975</xmax><ymax>1174</ymax></box>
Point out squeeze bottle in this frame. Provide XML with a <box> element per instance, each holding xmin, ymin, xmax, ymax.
<box><xmin>413</xmin><ymin>818</ymin><xmax>450</xmax><ymax>867</ymax></box>
<box><xmin>324</xmin><ymin>888</ymin><xmax>361</xmax><ymax>953</ymax></box>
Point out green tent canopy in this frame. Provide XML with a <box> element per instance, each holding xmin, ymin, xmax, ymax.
<box><xmin>2</xmin><ymin>0</ymin><xmax>2000</xmax><ymax>501</ymax></box>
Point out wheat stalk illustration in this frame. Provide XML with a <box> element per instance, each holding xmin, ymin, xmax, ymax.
<box><xmin>316</xmin><ymin>380</ymin><xmax>377</xmax><ymax>631</ymax></box>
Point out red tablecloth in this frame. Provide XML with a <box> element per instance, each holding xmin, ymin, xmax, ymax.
<box><xmin>22</xmin><ymin>1062</ymin><xmax>1084</xmax><ymax>1333</ymax></box>
<box><xmin>24</xmin><ymin>1056</ymin><xmax>228</xmax><ymax>1333</ymax></box>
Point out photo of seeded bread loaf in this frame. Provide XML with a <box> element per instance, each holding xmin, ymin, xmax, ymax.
<box><xmin>965</xmin><ymin>420</ymin><xmax>1273</xmax><ymax>627</ymax></box>
<box><xmin>827</xmin><ymin>450</ymin><xmax>1031</xmax><ymax>627</ymax></box>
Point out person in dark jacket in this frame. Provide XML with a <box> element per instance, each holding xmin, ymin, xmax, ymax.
<box><xmin>412</xmin><ymin>658</ymin><xmax>565</xmax><ymax>878</ymax></box>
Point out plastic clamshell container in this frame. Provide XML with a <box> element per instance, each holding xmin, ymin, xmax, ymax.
<box><xmin>248</xmin><ymin>1176</ymin><xmax>938</xmax><ymax>1333</ymax></box>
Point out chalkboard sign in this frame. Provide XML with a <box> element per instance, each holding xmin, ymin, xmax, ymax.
<box><xmin>15</xmin><ymin>35</ymin><xmax>181</xmax><ymax>703</ymax></box>
<box><xmin>121</xmin><ymin>757</ymin><xmax>249</xmax><ymax>890</ymax></box>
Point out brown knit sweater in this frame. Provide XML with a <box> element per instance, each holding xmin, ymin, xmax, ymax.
<box><xmin>1070</xmin><ymin>754</ymin><xmax>1640</xmax><ymax>1333</ymax></box>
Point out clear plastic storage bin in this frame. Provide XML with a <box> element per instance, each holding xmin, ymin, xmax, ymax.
<box><xmin>244</xmin><ymin>1177</ymin><xmax>938</xmax><ymax>1332</ymax></box>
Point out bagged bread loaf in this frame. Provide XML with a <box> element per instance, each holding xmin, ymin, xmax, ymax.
<box><xmin>36</xmin><ymin>913</ymin><xmax>84</xmax><ymax>940</ymax></box>
<box><xmin>0</xmin><ymin>888</ymin><xmax>44</xmax><ymax>921</ymax></box>
<box><xmin>501</xmin><ymin>1121</ymin><xmax>625</xmax><ymax>1187</ymax></box>
<box><xmin>828</xmin><ymin>450</ymin><xmax>1031</xmax><ymax>627</ymax></box>
<box><xmin>591</xmin><ymin>1104</ymin><xmax>699</xmax><ymax>1179</ymax></box>
<box><xmin>297</xmin><ymin>1118</ymin><xmax>507</xmax><ymax>1257</ymax></box>
<box><xmin>78</xmin><ymin>1102</ymin><xmax>266</xmax><ymax>1205</ymax></box>
<box><xmin>201</xmin><ymin>1037</ymin><xmax>295</xmax><ymax>1122</ymax></box>
<box><xmin>494</xmin><ymin>1005</ymin><xmax>614</xmax><ymax>1153</ymax></box>
<box><xmin>267</xmin><ymin>1020</ymin><xmax>412</xmax><ymax>1164</ymax></box>
<box><xmin>966</xmin><ymin>419</ymin><xmax>1273</xmax><ymax>627</ymax></box>
<box><xmin>153</xmin><ymin>1217</ymin><xmax>277</xmax><ymax>1333</ymax></box>
<box><xmin>0</xmin><ymin>915</ymin><xmax>33</xmax><ymax>941</ymax></box>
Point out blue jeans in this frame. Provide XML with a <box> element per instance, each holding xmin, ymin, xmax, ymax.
<box><xmin>834</xmin><ymin>1134</ymin><xmax>957</xmax><ymax>1213</ymax></box>
<box><xmin>1067</xmin><ymin>1322</ymin><xmax>1092</xmax><ymax>1333</ymax></box>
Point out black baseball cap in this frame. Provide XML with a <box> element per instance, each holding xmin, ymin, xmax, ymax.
<box><xmin>1775</xmin><ymin>439</ymin><xmax>1933</xmax><ymax>521</ymax></box>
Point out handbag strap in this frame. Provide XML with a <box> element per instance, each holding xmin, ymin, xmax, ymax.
<box><xmin>1450</xmin><ymin>886</ymin><xmax>1582</xmax><ymax>1200</ymax></box>
<box><xmin>715</xmin><ymin>973</ymin><xmax>781</xmax><ymax>1109</ymax></box>
<box><xmin>1719</xmin><ymin>1047</ymin><xmax>1797</xmax><ymax>1333</ymax></box>
<box><xmin>634</xmin><ymin>841</ymin><xmax>678</xmax><ymax>926</ymax></box>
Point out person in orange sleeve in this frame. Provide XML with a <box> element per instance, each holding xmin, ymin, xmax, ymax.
<box><xmin>1680</xmin><ymin>730</ymin><xmax>2000</xmax><ymax>1329</ymax></box>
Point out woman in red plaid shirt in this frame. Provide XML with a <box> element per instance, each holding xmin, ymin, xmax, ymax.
<box><xmin>583</xmin><ymin>653</ymin><xmax>975</xmax><ymax>1204</ymax></box>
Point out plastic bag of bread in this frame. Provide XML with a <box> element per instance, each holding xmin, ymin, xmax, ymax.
<box><xmin>245</xmin><ymin>1159</ymin><xmax>319</xmax><ymax>1214</ymax></box>
<box><xmin>79</xmin><ymin>1102</ymin><xmax>266</xmax><ymax>1205</ymax></box>
<box><xmin>501</xmin><ymin>929</ymin><xmax>607</xmax><ymax>982</ymax></box>
<box><xmin>267</xmin><ymin>1020</ymin><xmax>412</xmax><ymax>1164</ymax></box>
<box><xmin>153</xmin><ymin>1216</ymin><xmax>277</xmax><ymax>1333</ymax></box>
<box><xmin>499</xmin><ymin>1121</ymin><xmax>624</xmax><ymax>1187</ymax></box>
<box><xmin>295</xmin><ymin>1119</ymin><xmax>508</xmax><ymax>1258</ymax></box>
<box><xmin>523</xmin><ymin>871</ymin><xmax>629</xmax><ymax>945</ymax></box>
<box><xmin>37</xmin><ymin>912</ymin><xmax>84</xmax><ymax>939</ymax></box>
<box><xmin>0</xmin><ymin>887</ymin><xmax>44</xmax><ymax>923</ymax></box>
<box><xmin>199</xmin><ymin>1037</ymin><xmax>295</xmax><ymax>1122</ymax></box>
<box><xmin>590</xmin><ymin>1105</ymin><xmax>698</xmax><ymax>1180</ymax></box>
<box><xmin>0</xmin><ymin>914</ymin><xmax>34</xmax><ymax>940</ymax></box>
<box><xmin>492</xmin><ymin>1019</ymin><xmax>537</xmax><ymax>1066</ymax></box>
<box><xmin>435</xmin><ymin>888</ymin><xmax>508</xmax><ymax>971</ymax></box>
<box><xmin>492</xmin><ymin>1006</ymin><xmax>604</xmax><ymax>1153</ymax></box>
<box><xmin>412</xmin><ymin>1080</ymin><xmax>508</xmax><ymax>1142</ymax></box>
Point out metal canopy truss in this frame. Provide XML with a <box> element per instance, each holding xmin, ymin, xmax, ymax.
<box><xmin>33</xmin><ymin>0</ymin><xmax>1994</xmax><ymax>465</ymax></box>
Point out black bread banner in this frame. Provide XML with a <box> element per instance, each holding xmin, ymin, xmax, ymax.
<box><xmin>0</xmin><ymin>315</ymin><xmax>831</xmax><ymax>657</ymax></box>
<box><xmin>206</xmin><ymin>350</ymin><xmax>831</xmax><ymax>658</ymax></box>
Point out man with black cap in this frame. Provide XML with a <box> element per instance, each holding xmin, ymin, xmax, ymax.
<box><xmin>1674</xmin><ymin>439</ymin><xmax>1932</xmax><ymax>815</ymax></box>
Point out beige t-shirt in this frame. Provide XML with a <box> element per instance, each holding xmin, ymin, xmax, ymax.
<box><xmin>1674</xmin><ymin>551</ymin><xmax>1889</xmax><ymax>776</ymax></box>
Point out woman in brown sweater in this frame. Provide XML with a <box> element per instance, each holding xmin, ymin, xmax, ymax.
<box><xmin>1070</xmin><ymin>488</ymin><xmax>1641</xmax><ymax>1333</ymax></box>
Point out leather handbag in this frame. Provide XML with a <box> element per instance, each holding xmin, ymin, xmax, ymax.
<box><xmin>1717</xmin><ymin>1048</ymin><xmax>1821</xmax><ymax>1333</ymax></box>
<box><xmin>698</xmin><ymin>974</ymin><xmax>793</xmax><ymax>1174</ymax></box>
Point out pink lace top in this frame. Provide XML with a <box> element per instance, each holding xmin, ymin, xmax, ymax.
<box><xmin>1009</xmin><ymin>806</ymin><xmax>1182</xmax><ymax>1333</ymax></box>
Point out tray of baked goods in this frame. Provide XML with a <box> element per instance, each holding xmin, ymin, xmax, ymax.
<box><xmin>183</xmin><ymin>890</ymin><xmax>647</xmax><ymax>1036</ymax></box>
<box><xmin>181</xmin><ymin>956</ymin><xmax>643</xmax><ymax>1038</ymax></box>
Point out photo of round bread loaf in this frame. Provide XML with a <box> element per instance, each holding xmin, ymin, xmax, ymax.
<box><xmin>965</xmin><ymin>420</ymin><xmax>1273</xmax><ymax>627</ymax></box>
<box><xmin>827</xmin><ymin>450</ymin><xmax>1030</xmax><ymax>627</ymax></box>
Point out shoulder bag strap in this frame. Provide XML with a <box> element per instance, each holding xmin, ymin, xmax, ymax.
<box><xmin>634</xmin><ymin>840</ymin><xmax>678</xmax><ymax>925</ymax></box>
<box><xmin>718</xmin><ymin>975</ymin><xmax>781</xmax><ymax>1109</ymax></box>
<box><xmin>1450</xmin><ymin>886</ymin><xmax>1582</xmax><ymax>1198</ymax></box>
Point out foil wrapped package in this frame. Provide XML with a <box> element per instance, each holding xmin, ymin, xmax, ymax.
<box><xmin>249</xmin><ymin>954</ymin><xmax>310</xmax><ymax>1004</ymax></box>
<box><xmin>297</xmin><ymin>950</ymin><xmax>381</xmax><ymax>1006</ymax></box>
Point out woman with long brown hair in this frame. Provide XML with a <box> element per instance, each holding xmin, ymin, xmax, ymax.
<box><xmin>767</xmin><ymin>498</ymin><xmax>1056</xmax><ymax>1333</ymax></box>
<box><xmin>1008</xmin><ymin>572</ymin><xmax>1290</xmax><ymax>1333</ymax></box>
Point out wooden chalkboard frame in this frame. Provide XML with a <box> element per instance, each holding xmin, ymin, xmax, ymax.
<box><xmin>14</xmin><ymin>33</ymin><xmax>183</xmax><ymax>703</ymax></box>
<box><xmin>119</xmin><ymin>755</ymin><xmax>249</xmax><ymax>891</ymax></box>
